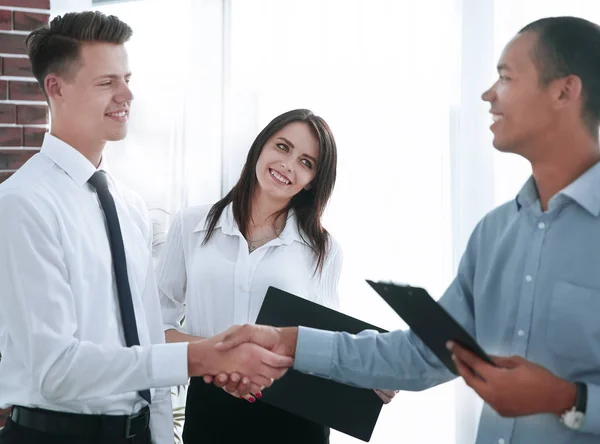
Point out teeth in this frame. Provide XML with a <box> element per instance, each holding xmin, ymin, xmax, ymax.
<box><xmin>492</xmin><ymin>114</ymin><xmax>503</xmax><ymax>122</ymax></box>
<box><xmin>107</xmin><ymin>111</ymin><xmax>127</xmax><ymax>117</ymax></box>
<box><xmin>270</xmin><ymin>169</ymin><xmax>290</xmax><ymax>184</ymax></box>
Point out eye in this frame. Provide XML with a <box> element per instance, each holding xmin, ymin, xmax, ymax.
<box><xmin>276</xmin><ymin>143</ymin><xmax>289</xmax><ymax>152</ymax></box>
<box><xmin>99</xmin><ymin>81</ymin><xmax>111</xmax><ymax>87</ymax></box>
<box><xmin>499</xmin><ymin>75</ymin><xmax>511</xmax><ymax>82</ymax></box>
<box><xmin>300</xmin><ymin>158</ymin><xmax>313</xmax><ymax>169</ymax></box>
<box><xmin>125</xmin><ymin>78</ymin><xmax>131</xmax><ymax>84</ymax></box>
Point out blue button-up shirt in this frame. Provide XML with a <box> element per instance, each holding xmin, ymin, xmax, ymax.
<box><xmin>295</xmin><ymin>163</ymin><xmax>600</xmax><ymax>443</ymax></box>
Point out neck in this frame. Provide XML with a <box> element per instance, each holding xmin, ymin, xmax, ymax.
<box><xmin>50</xmin><ymin>121</ymin><xmax>105</xmax><ymax>168</ymax></box>
<box><xmin>250</xmin><ymin>187</ymin><xmax>289</xmax><ymax>229</ymax></box>
<box><xmin>529</xmin><ymin>129</ymin><xmax>600</xmax><ymax>211</ymax></box>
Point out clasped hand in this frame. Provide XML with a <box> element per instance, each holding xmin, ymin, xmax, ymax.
<box><xmin>188</xmin><ymin>326</ymin><xmax>294</xmax><ymax>399</ymax></box>
<box><xmin>203</xmin><ymin>324</ymin><xmax>398</xmax><ymax>404</ymax></box>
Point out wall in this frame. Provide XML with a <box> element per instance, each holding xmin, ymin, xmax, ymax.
<box><xmin>0</xmin><ymin>0</ymin><xmax>49</xmax><ymax>187</ymax></box>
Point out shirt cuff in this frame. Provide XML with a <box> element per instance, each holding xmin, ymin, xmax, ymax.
<box><xmin>149</xmin><ymin>342</ymin><xmax>189</xmax><ymax>388</ymax></box>
<box><xmin>293</xmin><ymin>326</ymin><xmax>336</xmax><ymax>378</ymax></box>
<box><xmin>580</xmin><ymin>383</ymin><xmax>600</xmax><ymax>435</ymax></box>
<box><xmin>163</xmin><ymin>323</ymin><xmax>180</xmax><ymax>333</ymax></box>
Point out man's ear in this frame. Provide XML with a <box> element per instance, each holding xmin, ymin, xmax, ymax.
<box><xmin>551</xmin><ymin>74</ymin><xmax>583</xmax><ymax>109</ymax></box>
<box><xmin>45</xmin><ymin>74</ymin><xmax>64</xmax><ymax>102</ymax></box>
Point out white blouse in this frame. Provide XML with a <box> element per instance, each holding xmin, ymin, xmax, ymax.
<box><xmin>156</xmin><ymin>203</ymin><xmax>343</xmax><ymax>337</ymax></box>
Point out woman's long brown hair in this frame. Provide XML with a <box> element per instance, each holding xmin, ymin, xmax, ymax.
<box><xmin>202</xmin><ymin>109</ymin><xmax>338</xmax><ymax>273</ymax></box>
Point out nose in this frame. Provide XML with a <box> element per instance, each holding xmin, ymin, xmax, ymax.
<box><xmin>481</xmin><ymin>84</ymin><xmax>495</xmax><ymax>103</ymax></box>
<box><xmin>115</xmin><ymin>81</ymin><xmax>134</xmax><ymax>104</ymax></box>
<box><xmin>281</xmin><ymin>163</ymin><xmax>291</xmax><ymax>172</ymax></box>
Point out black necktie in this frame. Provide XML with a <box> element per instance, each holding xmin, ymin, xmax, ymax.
<box><xmin>88</xmin><ymin>171</ymin><xmax>152</xmax><ymax>404</ymax></box>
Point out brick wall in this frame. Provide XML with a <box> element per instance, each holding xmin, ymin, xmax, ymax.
<box><xmin>0</xmin><ymin>0</ymin><xmax>49</xmax><ymax>190</ymax></box>
<box><xmin>0</xmin><ymin>0</ymin><xmax>49</xmax><ymax>427</ymax></box>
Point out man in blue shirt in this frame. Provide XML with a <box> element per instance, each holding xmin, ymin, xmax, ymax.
<box><xmin>214</xmin><ymin>16</ymin><xmax>600</xmax><ymax>443</ymax></box>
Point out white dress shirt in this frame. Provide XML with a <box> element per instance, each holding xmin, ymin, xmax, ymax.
<box><xmin>157</xmin><ymin>204</ymin><xmax>343</xmax><ymax>338</ymax></box>
<box><xmin>0</xmin><ymin>134</ymin><xmax>189</xmax><ymax>444</ymax></box>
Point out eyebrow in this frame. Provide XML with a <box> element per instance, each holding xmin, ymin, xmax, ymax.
<box><xmin>497</xmin><ymin>63</ymin><xmax>511</xmax><ymax>72</ymax></box>
<box><xmin>93</xmin><ymin>73</ymin><xmax>132</xmax><ymax>81</ymax></box>
<box><xmin>277</xmin><ymin>136</ymin><xmax>295</xmax><ymax>149</ymax></box>
<box><xmin>304</xmin><ymin>154</ymin><xmax>317</xmax><ymax>164</ymax></box>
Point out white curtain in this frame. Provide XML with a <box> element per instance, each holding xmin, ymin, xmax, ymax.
<box><xmin>97</xmin><ymin>0</ymin><xmax>226</xmax><ymax>260</ymax></box>
<box><xmin>94</xmin><ymin>1</ymin><xmax>600</xmax><ymax>443</ymax></box>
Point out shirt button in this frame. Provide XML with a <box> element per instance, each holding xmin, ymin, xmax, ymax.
<box><xmin>498</xmin><ymin>439</ymin><xmax>505</xmax><ymax>444</ymax></box>
<box><xmin>538</xmin><ymin>222</ymin><xmax>546</xmax><ymax>229</ymax></box>
<box><xmin>525</xmin><ymin>275</ymin><xmax>533</xmax><ymax>282</ymax></box>
<box><xmin>518</xmin><ymin>329</ymin><xmax>525</xmax><ymax>337</ymax></box>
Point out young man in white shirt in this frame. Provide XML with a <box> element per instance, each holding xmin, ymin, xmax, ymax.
<box><xmin>0</xmin><ymin>11</ymin><xmax>291</xmax><ymax>444</ymax></box>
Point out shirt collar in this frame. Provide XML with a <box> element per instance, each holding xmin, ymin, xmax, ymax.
<box><xmin>193</xmin><ymin>203</ymin><xmax>305</xmax><ymax>245</ymax></box>
<box><xmin>515</xmin><ymin>176</ymin><xmax>538</xmax><ymax>211</ymax></box>
<box><xmin>40</xmin><ymin>133</ymin><xmax>109</xmax><ymax>187</ymax></box>
<box><xmin>559</xmin><ymin>160</ymin><xmax>600</xmax><ymax>216</ymax></box>
<box><xmin>515</xmin><ymin>161</ymin><xmax>600</xmax><ymax>216</ymax></box>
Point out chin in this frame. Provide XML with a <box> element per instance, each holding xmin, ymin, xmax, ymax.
<box><xmin>492</xmin><ymin>136</ymin><xmax>513</xmax><ymax>153</ymax></box>
<box><xmin>105</xmin><ymin>131</ymin><xmax>128</xmax><ymax>142</ymax></box>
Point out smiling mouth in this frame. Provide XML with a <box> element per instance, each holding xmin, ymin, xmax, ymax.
<box><xmin>105</xmin><ymin>110</ymin><xmax>128</xmax><ymax>120</ymax></box>
<box><xmin>269</xmin><ymin>168</ymin><xmax>291</xmax><ymax>185</ymax></box>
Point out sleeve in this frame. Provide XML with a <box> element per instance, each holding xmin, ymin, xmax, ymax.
<box><xmin>155</xmin><ymin>210</ymin><xmax>188</xmax><ymax>331</ymax></box>
<box><xmin>294</xmin><ymin>220</ymin><xmax>483</xmax><ymax>391</ymax></box>
<box><xmin>0</xmin><ymin>191</ymin><xmax>188</xmax><ymax>404</ymax></box>
<box><xmin>580</xmin><ymin>383</ymin><xmax>600</xmax><ymax>435</ymax></box>
<box><xmin>138</xmin><ymin>203</ymin><xmax>189</xmax><ymax>444</ymax></box>
<box><xmin>316</xmin><ymin>237</ymin><xmax>343</xmax><ymax>310</ymax></box>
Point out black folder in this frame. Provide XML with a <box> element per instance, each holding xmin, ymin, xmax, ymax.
<box><xmin>255</xmin><ymin>286</ymin><xmax>387</xmax><ymax>442</ymax></box>
<box><xmin>366</xmin><ymin>280</ymin><xmax>495</xmax><ymax>375</ymax></box>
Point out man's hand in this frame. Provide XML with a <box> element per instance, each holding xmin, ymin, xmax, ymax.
<box><xmin>215</xmin><ymin>324</ymin><xmax>299</xmax><ymax>357</ymax></box>
<box><xmin>374</xmin><ymin>389</ymin><xmax>398</xmax><ymax>404</ymax></box>
<box><xmin>202</xmin><ymin>325</ymin><xmax>299</xmax><ymax>396</ymax></box>
<box><xmin>448</xmin><ymin>341</ymin><xmax>576</xmax><ymax>417</ymax></box>
<box><xmin>187</xmin><ymin>337</ymin><xmax>293</xmax><ymax>396</ymax></box>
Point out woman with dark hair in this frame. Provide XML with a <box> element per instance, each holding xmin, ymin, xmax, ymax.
<box><xmin>157</xmin><ymin>109</ymin><xmax>394</xmax><ymax>443</ymax></box>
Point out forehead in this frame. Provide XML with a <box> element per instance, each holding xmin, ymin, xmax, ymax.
<box><xmin>498</xmin><ymin>31</ymin><xmax>538</xmax><ymax>74</ymax></box>
<box><xmin>75</xmin><ymin>42</ymin><xmax>130</xmax><ymax>77</ymax></box>
<box><xmin>274</xmin><ymin>121</ymin><xmax>320</xmax><ymax>156</ymax></box>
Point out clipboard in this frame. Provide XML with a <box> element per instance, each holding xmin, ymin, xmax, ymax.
<box><xmin>366</xmin><ymin>280</ymin><xmax>495</xmax><ymax>374</ymax></box>
<box><xmin>255</xmin><ymin>286</ymin><xmax>387</xmax><ymax>442</ymax></box>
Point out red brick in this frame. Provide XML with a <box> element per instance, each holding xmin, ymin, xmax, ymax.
<box><xmin>0</xmin><ymin>0</ymin><xmax>49</xmax><ymax>8</ymax></box>
<box><xmin>0</xmin><ymin>149</ymin><xmax>37</xmax><ymax>169</ymax></box>
<box><xmin>0</xmin><ymin>127</ymin><xmax>21</xmax><ymax>147</ymax></box>
<box><xmin>3</xmin><ymin>57</ymin><xmax>33</xmax><ymax>77</ymax></box>
<box><xmin>16</xmin><ymin>105</ymin><xmax>47</xmax><ymax>125</ymax></box>
<box><xmin>13</xmin><ymin>11</ymin><xmax>49</xmax><ymax>31</ymax></box>
<box><xmin>23</xmin><ymin>127</ymin><xmax>45</xmax><ymax>147</ymax></box>
<box><xmin>0</xmin><ymin>170</ymin><xmax>13</xmax><ymax>184</ymax></box>
<box><xmin>0</xmin><ymin>32</ymin><xmax>26</xmax><ymax>55</ymax></box>
<box><xmin>0</xmin><ymin>9</ymin><xmax>11</xmax><ymax>31</ymax></box>
<box><xmin>0</xmin><ymin>104</ymin><xmax>15</xmax><ymax>124</ymax></box>
<box><xmin>9</xmin><ymin>80</ymin><xmax>44</xmax><ymax>101</ymax></box>
<box><xmin>0</xmin><ymin>79</ymin><xmax>6</xmax><ymax>100</ymax></box>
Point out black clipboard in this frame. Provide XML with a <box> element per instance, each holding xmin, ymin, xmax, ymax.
<box><xmin>366</xmin><ymin>280</ymin><xmax>495</xmax><ymax>374</ymax></box>
<box><xmin>255</xmin><ymin>286</ymin><xmax>387</xmax><ymax>442</ymax></box>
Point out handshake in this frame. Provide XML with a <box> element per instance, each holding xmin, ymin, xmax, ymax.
<box><xmin>186</xmin><ymin>324</ymin><xmax>299</xmax><ymax>399</ymax></box>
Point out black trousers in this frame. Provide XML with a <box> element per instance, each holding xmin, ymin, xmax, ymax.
<box><xmin>183</xmin><ymin>378</ymin><xmax>330</xmax><ymax>444</ymax></box>
<box><xmin>0</xmin><ymin>417</ymin><xmax>151</xmax><ymax>444</ymax></box>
